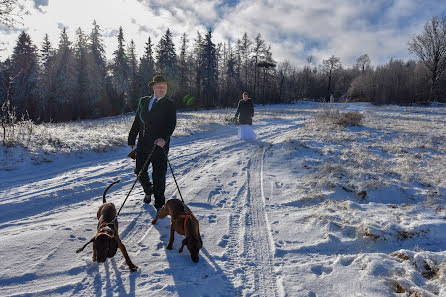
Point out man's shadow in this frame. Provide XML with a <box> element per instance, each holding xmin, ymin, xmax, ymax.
<box><xmin>151</xmin><ymin>214</ymin><xmax>238</xmax><ymax>297</ymax></box>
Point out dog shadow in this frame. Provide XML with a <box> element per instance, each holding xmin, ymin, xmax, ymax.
<box><xmin>151</xmin><ymin>218</ymin><xmax>238</xmax><ymax>297</ymax></box>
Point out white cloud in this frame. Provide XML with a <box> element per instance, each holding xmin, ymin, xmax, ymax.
<box><xmin>0</xmin><ymin>0</ymin><xmax>444</xmax><ymax>67</ymax></box>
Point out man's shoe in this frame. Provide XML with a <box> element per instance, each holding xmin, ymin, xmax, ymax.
<box><xmin>143</xmin><ymin>194</ymin><xmax>152</xmax><ymax>204</ymax></box>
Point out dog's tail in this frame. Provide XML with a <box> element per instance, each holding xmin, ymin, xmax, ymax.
<box><xmin>103</xmin><ymin>180</ymin><xmax>120</xmax><ymax>203</ymax></box>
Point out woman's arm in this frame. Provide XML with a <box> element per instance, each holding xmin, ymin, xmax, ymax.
<box><xmin>235</xmin><ymin>101</ymin><xmax>241</xmax><ymax>118</ymax></box>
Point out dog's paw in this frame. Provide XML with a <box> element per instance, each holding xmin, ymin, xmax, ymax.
<box><xmin>130</xmin><ymin>265</ymin><xmax>139</xmax><ymax>272</ymax></box>
<box><xmin>166</xmin><ymin>245</ymin><xmax>173</xmax><ymax>250</ymax></box>
<box><xmin>151</xmin><ymin>219</ymin><xmax>158</xmax><ymax>225</ymax></box>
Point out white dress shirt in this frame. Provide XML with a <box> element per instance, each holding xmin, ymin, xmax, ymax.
<box><xmin>148</xmin><ymin>95</ymin><xmax>164</xmax><ymax>111</ymax></box>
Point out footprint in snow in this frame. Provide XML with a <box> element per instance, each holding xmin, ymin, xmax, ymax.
<box><xmin>218</xmin><ymin>235</ymin><xmax>229</xmax><ymax>248</ymax></box>
<box><xmin>311</xmin><ymin>265</ymin><xmax>333</xmax><ymax>276</ymax></box>
<box><xmin>208</xmin><ymin>214</ymin><xmax>217</xmax><ymax>223</ymax></box>
<box><xmin>337</xmin><ymin>255</ymin><xmax>355</xmax><ymax>266</ymax></box>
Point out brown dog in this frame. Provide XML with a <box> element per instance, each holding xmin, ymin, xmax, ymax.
<box><xmin>152</xmin><ymin>199</ymin><xmax>203</xmax><ymax>263</ymax></box>
<box><xmin>76</xmin><ymin>180</ymin><xmax>138</xmax><ymax>272</ymax></box>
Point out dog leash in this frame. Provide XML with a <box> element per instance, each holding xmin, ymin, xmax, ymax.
<box><xmin>162</xmin><ymin>147</ymin><xmax>185</xmax><ymax>204</ymax></box>
<box><xmin>114</xmin><ymin>144</ymin><xmax>157</xmax><ymax>220</ymax></box>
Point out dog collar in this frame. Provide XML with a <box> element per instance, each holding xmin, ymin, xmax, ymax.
<box><xmin>99</xmin><ymin>223</ymin><xmax>115</xmax><ymax>236</ymax></box>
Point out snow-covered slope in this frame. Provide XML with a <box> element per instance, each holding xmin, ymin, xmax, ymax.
<box><xmin>1</xmin><ymin>103</ymin><xmax>445</xmax><ymax>296</ymax></box>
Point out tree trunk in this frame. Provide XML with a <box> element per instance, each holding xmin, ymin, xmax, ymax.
<box><xmin>327</xmin><ymin>70</ymin><xmax>332</xmax><ymax>100</ymax></box>
<box><xmin>279</xmin><ymin>74</ymin><xmax>284</xmax><ymax>102</ymax></box>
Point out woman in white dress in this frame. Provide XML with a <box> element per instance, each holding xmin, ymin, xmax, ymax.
<box><xmin>234</xmin><ymin>92</ymin><xmax>256</xmax><ymax>140</ymax></box>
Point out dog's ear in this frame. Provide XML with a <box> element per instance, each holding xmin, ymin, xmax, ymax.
<box><xmin>76</xmin><ymin>236</ymin><xmax>95</xmax><ymax>253</ymax></box>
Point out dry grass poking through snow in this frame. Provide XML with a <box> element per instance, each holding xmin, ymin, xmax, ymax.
<box><xmin>292</xmin><ymin>104</ymin><xmax>446</xmax><ymax>205</ymax></box>
<box><xmin>279</xmin><ymin>103</ymin><xmax>446</xmax><ymax>296</ymax></box>
<box><xmin>0</xmin><ymin>109</ymin><xmax>234</xmax><ymax>169</ymax></box>
<box><xmin>315</xmin><ymin>106</ymin><xmax>363</xmax><ymax>127</ymax></box>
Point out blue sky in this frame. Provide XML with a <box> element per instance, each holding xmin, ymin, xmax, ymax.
<box><xmin>1</xmin><ymin>0</ymin><xmax>445</xmax><ymax>67</ymax></box>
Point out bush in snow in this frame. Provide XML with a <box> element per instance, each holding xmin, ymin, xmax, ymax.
<box><xmin>315</xmin><ymin>106</ymin><xmax>363</xmax><ymax>127</ymax></box>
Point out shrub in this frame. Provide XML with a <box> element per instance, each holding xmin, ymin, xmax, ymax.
<box><xmin>315</xmin><ymin>106</ymin><xmax>363</xmax><ymax>127</ymax></box>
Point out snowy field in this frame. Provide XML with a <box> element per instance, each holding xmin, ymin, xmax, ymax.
<box><xmin>1</xmin><ymin>102</ymin><xmax>445</xmax><ymax>297</ymax></box>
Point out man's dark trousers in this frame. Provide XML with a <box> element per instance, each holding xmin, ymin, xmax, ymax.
<box><xmin>135</xmin><ymin>143</ymin><xmax>168</xmax><ymax>210</ymax></box>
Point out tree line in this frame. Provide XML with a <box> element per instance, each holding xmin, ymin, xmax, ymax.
<box><xmin>1</xmin><ymin>15</ymin><xmax>445</xmax><ymax>123</ymax></box>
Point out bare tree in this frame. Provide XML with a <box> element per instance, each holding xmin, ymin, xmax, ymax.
<box><xmin>408</xmin><ymin>16</ymin><xmax>446</xmax><ymax>101</ymax></box>
<box><xmin>320</xmin><ymin>55</ymin><xmax>342</xmax><ymax>100</ymax></box>
<box><xmin>355</xmin><ymin>54</ymin><xmax>371</xmax><ymax>73</ymax></box>
<box><xmin>0</xmin><ymin>0</ymin><xmax>26</xmax><ymax>27</ymax></box>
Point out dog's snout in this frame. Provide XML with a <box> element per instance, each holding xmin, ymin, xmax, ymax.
<box><xmin>191</xmin><ymin>254</ymin><xmax>199</xmax><ymax>263</ymax></box>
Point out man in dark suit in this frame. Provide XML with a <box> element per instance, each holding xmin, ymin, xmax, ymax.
<box><xmin>128</xmin><ymin>75</ymin><xmax>176</xmax><ymax>213</ymax></box>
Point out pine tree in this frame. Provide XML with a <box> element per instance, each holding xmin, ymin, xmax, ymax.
<box><xmin>240</xmin><ymin>33</ymin><xmax>252</xmax><ymax>91</ymax></box>
<box><xmin>127</xmin><ymin>39</ymin><xmax>139</xmax><ymax>110</ymax></box>
<box><xmin>138</xmin><ymin>37</ymin><xmax>155</xmax><ymax>98</ymax></box>
<box><xmin>51</xmin><ymin>27</ymin><xmax>77</xmax><ymax>121</ymax></box>
<box><xmin>89</xmin><ymin>20</ymin><xmax>107</xmax><ymax>117</ymax></box>
<box><xmin>90</xmin><ymin>20</ymin><xmax>106</xmax><ymax>77</ymax></box>
<box><xmin>39</xmin><ymin>33</ymin><xmax>55</xmax><ymax>121</ymax></box>
<box><xmin>257</xmin><ymin>45</ymin><xmax>276</xmax><ymax>102</ymax></box>
<box><xmin>178</xmin><ymin>33</ymin><xmax>189</xmax><ymax>101</ymax></box>
<box><xmin>10</xmin><ymin>31</ymin><xmax>40</xmax><ymax>119</ymax></box>
<box><xmin>252</xmin><ymin>33</ymin><xmax>266</xmax><ymax>98</ymax></box>
<box><xmin>155</xmin><ymin>28</ymin><xmax>177</xmax><ymax>87</ymax></box>
<box><xmin>111</xmin><ymin>26</ymin><xmax>130</xmax><ymax>112</ymax></box>
<box><xmin>200</xmin><ymin>28</ymin><xmax>218</xmax><ymax>106</ymax></box>
<box><xmin>193</xmin><ymin>31</ymin><xmax>203</xmax><ymax>101</ymax></box>
<box><xmin>225</xmin><ymin>41</ymin><xmax>239</xmax><ymax>105</ymax></box>
<box><xmin>74</xmin><ymin>27</ymin><xmax>89</xmax><ymax>119</ymax></box>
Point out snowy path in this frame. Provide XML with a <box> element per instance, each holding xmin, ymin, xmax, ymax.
<box><xmin>0</xmin><ymin>113</ymin><xmax>301</xmax><ymax>297</ymax></box>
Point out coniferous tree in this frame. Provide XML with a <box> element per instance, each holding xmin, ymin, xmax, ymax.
<box><xmin>89</xmin><ymin>20</ymin><xmax>108</xmax><ymax>117</ymax></box>
<box><xmin>111</xmin><ymin>26</ymin><xmax>130</xmax><ymax>112</ymax></box>
<box><xmin>39</xmin><ymin>33</ymin><xmax>55</xmax><ymax>121</ymax></box>
<box><xmin>50</xmin><ymin>27</ymin><xmax>77</xmax><ymax>121</ymax></box>
<box><xmin>235</xmin><ymin>39</ymin><xmax>243</xmax><ymax>91</ymax></box>
<box><xmin>138</xmin><ymin>37</ymin><xmax>155</xmax><ymax>98</ymax></box>
<box><xmin>155</xmin><ymin>28</ymin><xmax>177</xmax><ymax>91</ymax></box>
<box><xmin>257</xmin><ymin>45</ymin><xmax>276</xmax><ymax>102</ymax></box>
<box><xmin>218</xmin><ymin>42</ymin><xmax>227</xmax><ymax>101</ymax></box>
<box><xmin>178</xmin><ymin>33</ymin><xmax>189</xmax><ymax>103</ymax></box>
<box><xmin>252</xmin><ymin>33</ymin><xmax>266</xmax><ymax>98</ymax></box>
<box><xmin>127</xmin><ymin>39</ymin><xmax>139</xmax><ymax>110</ymax></box>
<box><xmin>90</xmin><ymin>20</ymin><xmax>106</xmax><ymax>77</ymax></box>
<box><xmin>193</xmin><ymin>31</ymin><xmax>203</xmax><ymax>101</ymax></box>
<box><xmin>200</xmin><ymin>28</ymin><xmax>218</xmax><ymax>106</ymax></box>
<box><xmin>74</xmin><ymin>27</ymin><xmax>89</xmax><ymax>119</ymax></box>
<box><xmin>10</xmin><ymin>31</ymin><xmax>40</xmax><ymax>119</ymax></box>
<box><xmin>0</xmin><ymin>60</ymin><xmax>9</xmax><ymax>105</ymax></box>
<box><xmin>240</xmin><ymin>33</ymin><xmax>252</xmax><ymax>91</ymax></box>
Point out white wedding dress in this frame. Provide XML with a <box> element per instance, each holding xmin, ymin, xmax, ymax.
<box><xmin>238</xmin><ymin>124</ymin><xmax>257</xmax><ymax>140</ymax></box>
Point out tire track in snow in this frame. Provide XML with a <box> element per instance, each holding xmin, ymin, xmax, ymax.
<box><xmin>223</xmin><ymin>146</ymin><xmax>280</xmax><ymax>296</ymax></box>
<box><xmin>246</xmin><ymin>146</ymin><xmax>279</xmax><ymax>296</ymax></box>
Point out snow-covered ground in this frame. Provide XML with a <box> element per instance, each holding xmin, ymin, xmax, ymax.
<box><xmin>1</xmin><ymin>102</ymin><xmax>445</xmax><ymax>297</ymax></box>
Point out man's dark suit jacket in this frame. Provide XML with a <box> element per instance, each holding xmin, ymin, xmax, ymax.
<box><xmin>128</xmin><ymin>95</ymin><xmax>177</xmax><ymax>151</ymax></box>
